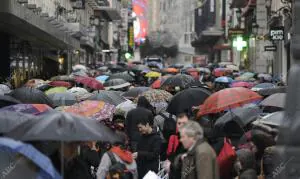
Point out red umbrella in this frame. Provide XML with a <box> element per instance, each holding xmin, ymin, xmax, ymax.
<box><xmin>48</xmin><ymin>81</ymin><xmax>72</xmax><ymax>88</ymax></box>
<box><xmin>151</xmin><ymin>75</ymin><xmax>170</xmax><ymax>89</ymax></box>
<box><xmin>213</xmin><ymin>68</ymin><xmax>232</xmax><ymax>77</ymax></box>
<box><xmin>197</xmin><ymin>87</ymin><xmax>262</xmax><ymax>116</ymax></box>
<box><xmin>230</xmin><ymin>81</ymin><xmax>254</xmax><ymax>88</ymax></box>
<box><xmin>75</xmin><ymin>76</ymin><xmax>104</xmax><ymax>90</ymax></box>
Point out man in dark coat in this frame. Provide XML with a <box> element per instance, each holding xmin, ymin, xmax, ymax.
<box><xmin>125</xmin><ymin>96</ymin><xmax>154</xmax><ymax>152</ymax></box>
<box><xmin>133</xmin><ymin>113</ymin><xmax>161</xmax><ymax>179</ymax></box>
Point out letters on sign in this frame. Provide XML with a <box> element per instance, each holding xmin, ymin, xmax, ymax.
<box><xmin>270</xmin><ymin>27</ymin><xmax>284</xmax><ymax>41</ymax></box>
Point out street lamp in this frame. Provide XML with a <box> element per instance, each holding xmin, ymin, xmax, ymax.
<box><xmin>89</xmin><ymin>15</ymin><xmax>95</xmax><ymax>26</ymax></box>
<box><xmin>252</xmin><ymin>22</ymin><xmax>259</xmax><ymax>36</ymax></box>
<box><xmin>236</xmin><ymin>9</ymin><xmax>242</xmax><ymax>22</ymax></box>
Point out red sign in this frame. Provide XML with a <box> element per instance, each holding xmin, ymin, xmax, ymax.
<box><xmin>193</xmin><ymin>55</ymin><xmax>208</xmax><ymax>66</ymax></box>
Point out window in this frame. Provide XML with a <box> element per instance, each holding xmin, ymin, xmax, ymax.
<box><xmin>184</xmin><ymin>34</ymin><xmax>189</xmax><ymax>44</ymax></box>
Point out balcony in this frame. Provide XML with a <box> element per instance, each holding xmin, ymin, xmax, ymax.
<box><xmin>91</xmin><ymin>0</ymin><xmax>121</xmax><ymax>21</ymax></box>
<box><xmin>80</xmin><ymin>36</ymin><xmax>94</xmax><ymax>49</ymax></box>
<box><xmin>66</xmin><ymin>23</ymin><xmax>87</xmax><ymax>39</ymax></box>
<box><xmin>230</xmin><ymin>0</ymin><xmax>248</xmax><ymax>8</ymax></box>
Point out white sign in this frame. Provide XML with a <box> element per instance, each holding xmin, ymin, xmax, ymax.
<box><xmin>270</xmin><ymin>27</ymin><xmax>284</xmax><ymax>41</ymax></box>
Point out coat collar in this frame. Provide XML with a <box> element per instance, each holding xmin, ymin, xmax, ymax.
<box><xmin>187</xmin><ymin>138</ymin><xmax>205</xmax><ymax>155</ymax></box>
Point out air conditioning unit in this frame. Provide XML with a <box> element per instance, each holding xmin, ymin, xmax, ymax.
<box><xmin>40</xmin><ymin>13</ymin><xmax>49</xmax><ymax>18</ymax></box>
<box><xmin>72</xmin><ymin>0</ymin><xmax>85</xmax><ymax>9</ymax></box>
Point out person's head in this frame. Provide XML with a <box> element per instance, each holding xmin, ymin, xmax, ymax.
<box><xmin>137</xmin><ymin>114</ymin><xmax>154</xmax><ymax>135</ymax></box>
<box><xmin>113</xmin><ymin>131</ymin><xmax>129</xmax><ymax>149</ymax></box>
<box><xmin>176</xmin><ymin>113</ymin><xmax>189</xmax><ymax>129</ymax></box>
<box><xmin>137</xmin><ymin>96</ymin><xmax>155</xmax><ymax>114</ymax></box>
<box><xmin>234</xmin><ymin>149</ymin><xmax>256</xmax><ymax>174</ymax></box>
<box><xmin>63</xmin><ymin>142</ymin><xmax>80</xmax><ymax>160</ymax></box>
<box><xmin>179</xmin><ymin>121</ymin><xmax>204</xmax><ymax>149</ymax></box>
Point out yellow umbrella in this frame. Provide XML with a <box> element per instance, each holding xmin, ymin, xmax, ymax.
<box><xmin>145</xmin><ymin>71</ymin><xmax>161</xmax><ymax>78</ymax></box>
<box><xmin>45</xmin><ymin>87</ymin><xmax>68</xmax><ymax>95</ymax></box>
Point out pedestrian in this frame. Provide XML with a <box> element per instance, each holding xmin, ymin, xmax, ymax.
<box><xmin>134</xmin><ymin>114</ymin><xmax>162</xmax><ymax>179</ymax></box>
<box><xmin>96</xmin><ymin>131</ymin><xmax>138</xmax><ymax>179</ymax></box>
<box><xmin>234</xmin><ymin>149</ymin><xmax>257</xmax><ymax>179</ymax></box>
<box><xmin>174</xmin><ymin>120</ymin><xmax>219</xmax><ymax>179</ymax></box>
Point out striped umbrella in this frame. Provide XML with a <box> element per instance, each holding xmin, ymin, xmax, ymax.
<box><xmin>88</xmin><ymin>90</ymin><xmax>127</xmax><ymax>106</ymax></box>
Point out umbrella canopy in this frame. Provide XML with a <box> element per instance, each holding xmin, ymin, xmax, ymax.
<box><xmin>61</xmin><ymin>100</ymin><xmax>116</xmax><ymax>121</ymax></box>
<box><xmin>136</xmin><ymin>89</ymin><xmax>173</xmax><ymax>104</ymax></box>
<box><xmin>197</xmin><ymin>67</ymin><xmax>211</xmax><ymax>74</ymax></box>
<box><xmin>215</xmin><ymin>106</ymin><xmax>261</xmax><ymax>130</ymax></box>
<box><xmin>257</xmin><ymin>73</ymin><xmax>272</xmax><ymax>81</ymax></box>
<box><xmin>0</xmin><ymin>84</ymin><xmax>11</xmax><ymax>94</ymax></box>
<box><xmin>161</xmin><ymin>74</ymin><xmax>196</xmax><ymax>89</ymax></box>
<box><xmin>230</xmin><ymin>81</ymin><xmax>254</xmax><ymax>88</ymax></box>
<box><xmin>257</xmin><ymin>86</ymin><xmax>286</xmax><ymax>96</ymax></box>
<box><xmin>95</xmin><ymin>75</ymin><xmax>109</xmax><ymax>83</ymax></box>
<box><xmin>167</xmin><ymin>88</ymin><xmax>212</xmax><ymax>115</ymax></box>
<box><xmin>130</xmin><ymin>64</ymin><xmax>149</xmax><ymax>72</ymax></box>
<box><xmin>70</xmin><ymin>70</ymin><xmax>88</xmax><ymax>77</ymax></box>
<box><xmin>151</xmin><ymin>76</ymin><xmax>171</xmax><ymax>89</ymax></box>
<box><xmin>0</xmin><ymin>95</ymin><xmax>21</xmax><ymax>108</ymax></box>
<box><xmin>109</xmin><ymin>72</ymin><xmax>135</xmax><ymax>82</ymax></box>
<box><xmin>104</xmin><ymin>79</ymin><xmax>131</xmax><ymax>90</ymax></box>
<box><xmin>251</xmin><ymin>83</ymin><xmax>276</xmax><ymax>91</ymax></box>
<box><xmin>115</xmin><ymin>100</ymin><xmax>137</xmax><ymax>118</ymax></box>
<box><xmin>1</xmin><ymin>104</ymin><xmax>53</xmax><ymax>115</ymax></box>
<box><xmin>67</xmin><ymin>87</ymin><xmax>92</xmax><ymax>101</ymax></box>
<box><xmin>236</xmin><ymin>72</ymin><xmax>255</xmax><ymax>81</ymax></box>
<box><xmin>198</xmin><ymin>87</ymin><xmax>263</xmax><ymax>116</ymax></box>
<box><xmin>0</xmin><ymin>137</ymin><xmax>61</xmax><ymax>179</ymax></box>
<box><xmin>50</xmin><ymin>75</ymin><xmax>75</xmax><ymax>82</ymax></box>
<box><xmin>108</xmin><ymin>64</ymin><xmax>126</xmax><ymax>72</ymax></box>
<box><xmin>145</xmin><ymin>71</ymin><xmax>161</xmax><ymax>78</ymax></box>
<box><xmin>213</xmin><ymin>68</ymin><xmax>232</xmax><ymax>77</ymax></box>
<box><xmin>88</xmin><ymin>91</ymin><xmax>127</xmax><ymax>106</ymax></box>
<box><xmin>258</xmin><ymin>111</ymin><xmax>284</xmax><ymax>127</ymax></box>
<box><xmin>122</xmin><ymin>87</ymin><xmax>151</xmax><ymax>100</ymax></box>
<box><xmin>47</xmin><ymin>92</ymin><xmax>77</xmax><ymax>107</ymax></box>
<box><xmin>48</xmin><ymin>81</ymin><xmax>72</xmax><ymax>88</ymax></box>
<box><xmin>24</xmin><ymin>79</ymin><xmax>46</xmax><ymax>88</ymax></box>
<box><xmin>162</xmin><ymin>68</ymin><xmax>179</xmax><ymax>73</ymax></box>
<box><xmin>0</xmin><ymin>111</ymin><xmax>37</xmax><ymax>133</ymax></box>
<box><xmin>260</xmin><ymin>93</ymin><xmax>286</xmax><ymax>108</ymax></box>
<box><xmin>226</xmin><ymin>64</ymin><xmax>239</xmax><ymax>71</ymax></box>
<box><xmin>7</xmin><ymin>112</ymin><xmax>120</xmax><ymax>142</ymax></box>
<box><xmin>9</xmin><ymin>87</ymin><xmax>54</xmax><ymax>108</ymax></box>
<box><xmin>72</xmin><ymin>64</ymin><xmax>87</xmax><ymax>72</ymax></box>
<box><xmin>75</xmin><ymin>76</ymin><xmax>104</xmax><ymax>90</ymax></box>
<box><xmin>45</xmin><ymin>87</ymin><xmax>68</xmax><ymax>95</ymax></box>
<box><xmin>215</xmin><ymin>76</ymin><xmax>234</xmax><ymax>83</ymax></box>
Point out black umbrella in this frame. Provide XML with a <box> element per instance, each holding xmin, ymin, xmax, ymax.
<box><xmin>0</xmin><ymin>111</ymin><xmax>37</xmax><ymax>133</ymax></box>
<box><xmin>36</xmin><ymin>84</ymin><xmax>52</xmax><ymax>92</ymax></box>
<box><xmin>50</xmin><ymin>75</ymin><xmax>75</xmax><ymax>82</ymax></box>
<box><xmin>167</xmin><ymin>88</ymin><xmax>211</xmax><ymax>115</ymax></box>
<box><xmin>9</xmin><ymin>87</ymin><xmax>54</xmax><ymax>108</ymax></box>
<box><xmin>257</xmin><ymin>86</ymin><xmax>286</xmax><ymax>96</ymax></box>
<box><xmin>258</xmin><ymin>111</ymin><xmax>284</xmax><ymax>127</ymax></box>
<box><xmin>260</xmin><ymin>93</ymin><xmax>286</xmax><ymax>108</ymax></box>
<box><xmin>215</xmin><ymin>106</ymin><xmax>261</xmax><ymax>134</ymax></box>
<box><xmin>6</xmin><ymin>112</ymin><xmax>121</xmax><ymax>142</ymax></box>
<box><xmin>0</xmin><ymin>95</ymin><xmax>21</xmax><ymax>108</ymax></box>
<box><xmin>88</xmin><ymin>91</ymin><xmax>126</xmax><ymax>106</ymax></box>
<box><xmin>109</xmin><ymin>72</ymin><xmax>135</xmax><ymax>82</ymax></box>
<box><xmin>108</xmin><ymin>64</ymin><xmax>126</xmax><ymax>73</ymax></box>
<box><xmin>161</xmin><ymin>74</ymin><xmax>196</xmax><ymax>89</ymax></box>
<box><xmin>104</xmin><ymin>79</ymin><xmax>131</xmax><ymax>90</ymax></box>
<box><xmin>121</xmin><ymin>87</ymin><xmax>151</xmax><ymax>100</ymax></box>
<box><xmin>130</xmin><ymin>65</ymin><xmax>149</xmax><ymax>72</ymax></box>
<box><xmin>47</xmin><ymin>92</ymin><xmax>77</xmax><ymax>107</ymax></box>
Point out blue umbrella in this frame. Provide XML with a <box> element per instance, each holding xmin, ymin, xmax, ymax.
<box><xmin>215</xmin><ymin>76</ymin><xmax>234</xmax><ymax>83</ymax></box>
<box><xmin>0</xmin><ymin>137</ymin><xmax>61</xmax><ymax>179</ymax></box>
<box><xmin>95</xmin><ymin>75</ymin><xmax>109</xmax><ymax>83</ymax></box>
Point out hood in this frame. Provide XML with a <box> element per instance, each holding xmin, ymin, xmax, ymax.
<box><xmin>110</xmin><ymin>146</ymin><xmax>133</xmax><ymax>164</ymax></box>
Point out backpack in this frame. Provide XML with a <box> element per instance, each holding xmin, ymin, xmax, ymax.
<box><xmin>106</xmin><ymin>152</ymin><xmax>133</xmax><ymax>179</ymax></box>
<box><xmin>159</xmin><ymin>112</ymin><xmax>177</xmax><ymax>142</ymax></box>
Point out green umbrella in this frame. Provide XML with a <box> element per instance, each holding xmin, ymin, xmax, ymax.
<box><xmin>45</xmin><ymin>87</ymin><xmax>68</xmax><ymax>95</ymax></box>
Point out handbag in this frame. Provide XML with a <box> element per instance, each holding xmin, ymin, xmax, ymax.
<box><xmin>257</xmin><ymin>159</ymin><xmax>265</xmax><ymax>179</ymax></box>
<box><xmin>217</xmin><ymin>137</ymin><xmax>237</xmax><ymax>178</ymax></box>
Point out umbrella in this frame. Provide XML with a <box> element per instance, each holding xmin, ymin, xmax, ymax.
<box><xmin>122</xmin><ymin>87</ymin><xmax>151</xmax><ymax>99</ymax></box>
<box><xmin>70</xmin><ymin>70</ymin><xmax>88</xmax><ymax>77</ymax></box>
<box><xmin>1</xmin><ymin>104</ymin><xmax>53</xmax><ymax>115</ymax></box>
<box><xmin>215</xmin><ymin>106</ymin><xmax>261</xmax><ymax>130</ymax></box>
<box><xmin>98</xmin><ymin>66</ymin><xmax>109</xmax><ymax>72</ymax></box>
<box><xmin>151</xmin><ymin>76</ymin><xmax>171</xmax><ymax>89</ymax></box>
<box><xmin>7</xmin><ymin>111</ymin><xmax>120</xmax><ymax>142</ymax></box>
<box><xmin>167</xmin><ymin>88</ymin><xmax>212</xmax><ymax>115</ymax></box>
<box><xmin>258</xmin><ymin>111</ymin><xmax>284</xmax><ymax>127</ymax></box>
<box><xmin>258</xmin><ymin>73</ymin><xmax>272</xmax><ymax>81</ymax></box>
<box><xmin>75</xmin><ymin>76</ymin><xmax>104</xmax><ymax>90</ymax></box>
<box><xmin>197</xmin><ymin>67</ymin><xmax>211</xmax><ymax>74</ymax></box>
<box><xmin>0</xmin><ymin>111</ymin><xmax>37</xmax><ymax>133</ymax></box>
<box><xmin>0</xmin><ymin>95</ymin><xmax>21</xmax><ymax>108</ymax></box>
<box><xmin>45</xmin><ymin>87</ymin><xmax>68</xmax><ymax>95</ymax></box>
<box><xmin>104</xmin><ymin>79</ymin><xmax>131</xmax><ymax>90</ymax></box>
<box><xmin>9</xmin><ymin>87</ymin><xmax>54</xmax><ymax>108</ymax></box>
<box><xmin>168</xmin><ymin>63</ymin><xmax>184</xmax><ymax>69</ymax></box>
<box><xmin>0</xmin><ymin>137</ymin><xmax>61</xmax><ymax>179</ymax></box>
<box><xmin>230</xmin><ymin>81</ymin><xmax>254</xmax><ymax>88</ymax></box>
<box><xmin>198</xmin><ymin>87</ymin><xmax>263</xmax><ymax>116</ymax></box>
<box><xmin>226</xmin><ymin>64</ymin><xmax>239</xmax><ymax>71</ymax></box>
<box><xmin>47</xmin><ymin>92</ymin><xmax>77</xmax><ymax>107</ymax></box>
<box><xmin>213</xmin><ymin>68</ymin><xmax>232</xmax><ymax>77</ymax></box>
<box><xmin>115</xmin><ymin>100</ymin><xmax>137</xmax><ymax>117</ymax></box>
<box><xmin>67</xmin><ymin>87</ymin><xmax>92</xmax><ymax>101</ymax></box>
<box><xmin>136</xmin><ymin>89</ymin><xmax>173</xmax><ymax>104</ymax></box>
<box><xmin>257</xmin><ymin>86</ymin><xmax>286</xmax><ymax>96</ymax></box>
<box><xmin>88</xmin><ymin>91</ymin><xmax>127</xmax><ymax>106</ymax></box>
<box><xmin>260</xmin><ymin>93</ymin><xmax>286</xmax><ymax>108</ymax></box>
<box><xmin>36</xmin><ymin>84</ymin><xmax>52</xmax><ymax>92</ymax></box>
<box><xmin>0</xmin><ymin>84</ymin><xmax>11</xmax><ymax>94</ymax></box>
<box><xmin>162</xmin><ymin>68</ymin><xmax>179</xmax><ymax>73</ymax></box>
<box><xmin>95</xmin><ymin>75</ymin><xmax>109</xmax><ymax>83</ymax></box>
<box><xmin>130</xmin><ymin>64</ymin><xmax>149</xmax><ymax>72</ymax></box>
<box><xmin>251</xmin><ymin>83</ymin><xmax>276</xmax><ymax>91</ymax></box>
<box><xmin>145</xmin><ymin>71</ymin><xmax>161</xmax><ymax>78</ymax></box>
<box><xmin>236</xmin><ymin>72</ymin><xmax>255</xmax><ymax>81</ymax></box>
<box><xmin>50</xmin><ymin>75</ymin><xmax>75</xmax><ymax>82</ymax></box>
<box><xmin>108</xmin><ymin>64</ymin><xmax>126</xmax><ymax>72</ymax></box>
<box><xmin>215</xmin><ymin>76</ymin><xmax>234</xmax><ymax>83</ymax></box>
<box><xmin>109</xmin><ymin>72</ymin><xmax>135</xmax><ymax>82</ymax></box>
<box><xmin>161</xmin><ymin>74</ymin><xmax>196</xmax><ymax>89</ymax></box>
<box><xmin>72</xmin><ymin>64</ymin><xmax>87</xmax><ymax>72</ymax></box>
<box><xmin>24</xmin><ymin>79</ymin><xmax>46</xmax><ymax>88</ymax></box>
<box><xmin>48</xmin><ymin>81</ymin><xmax>72</xmax><ymax>88</ymax></box>
<box><xmin>61</xmin><ymin>100</ymin><xmax>116</xmax><ymax>121</ymax></box>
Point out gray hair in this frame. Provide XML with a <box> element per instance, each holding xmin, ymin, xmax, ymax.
<box><xmin>179</xmin><ymin>120</ymin><xmax>204</xmax><ymax>140</ymax></box>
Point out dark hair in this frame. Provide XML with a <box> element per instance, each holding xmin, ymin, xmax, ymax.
<box><xmin>136</xmin><ymin>112</ymin><xmax>154</xmax><ymax>126</ymax></box>
<box><xmin>114</xmin><ymin>131</ymin><xmax>128</xmax><ymax>146</ymax></box>
<box><xmin>137</xmin><ymin>96</ymin><xmax>155</xmax><ymax>115</ymax></box>
<box><xmin>176</xmin><ymin>112</ymin><xmax>189</xmax><ymax>119</ymax></box>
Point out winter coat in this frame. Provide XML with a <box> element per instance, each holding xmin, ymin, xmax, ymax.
<box><xmin>96</xmin><ymin>146</ymin><xmax>138</xmax><ymax>179</ymax></box>
<box><xmin>175</xmin><ymin>139</ymin><xmax>219</xmax><ymax>179</ymax></box>
<box><xmin>168</xmin><ymin>141</ymin><xmax>186</xmax><ymax>179</ymax></box>
<box><xmin>136</xmin><ymin>131</ymin><xmax>161</xmax><ymax>179</ymax></box>
<box><xmin>125</xmin><ymin>107</ymin><xmax>154</xmax><ymax>150</ymax></box>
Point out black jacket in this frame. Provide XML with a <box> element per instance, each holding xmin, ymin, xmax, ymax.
<box><xmin>136</xmin><ymin>131</ymin><xmax>161</xmax><ymax>179</ymax></box>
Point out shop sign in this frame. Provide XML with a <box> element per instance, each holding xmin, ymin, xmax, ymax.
<box><xmin>264</xmin><ymin>45</ymin><xmax>277</xmax><ymax>51</ymax></box>
<box><xmin>270</xmin><ymin>27</ymin><xmax>284</xmax><ymax>41</ymax></box>
<box><xmin>228</xmin><ymin>28</ymin><xmax>245</xmax><ymax>36</ymax></box>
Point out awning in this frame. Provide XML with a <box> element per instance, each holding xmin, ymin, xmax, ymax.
<box><xmin>178</xmin><ymin>47</ymin><xmax>195</xmax><ymax>55</ymax></box>
<box><xmin>230</xmin><ymin>0</ymin><xmax>248</xmax><ymax>8</ymax></box>
<box><xmin>94</xmin><ymin>7</ymin><xmax>121</xmax><ymax>21</ymax></box>
<box><xmin>0</xmin><ymin>0</ymin><xmax>80</xmax><ymax>49</ymax></box>
<box><xmin>191</xmin><ymin>29</ymin><xmax>223</xmax><ymax>49</ymax></box>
